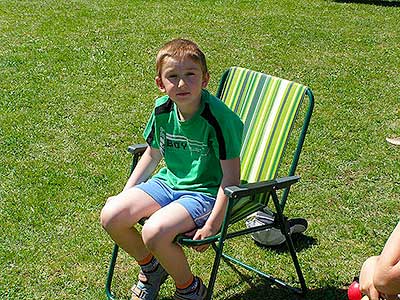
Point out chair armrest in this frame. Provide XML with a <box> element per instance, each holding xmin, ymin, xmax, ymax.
<box><xmin>224</xmin><ymin>175</ymin><xmax>300</xmax><ymax>199</ymax></box>
<box><xmin>175</xmin><ymin>233</ymin><xmax>221</xmax><ymax>246</ymax></box>
<box><xmin>127</xmin><ymin>143</ymin><xmax>148</xmax><ymax>155</ymax></box>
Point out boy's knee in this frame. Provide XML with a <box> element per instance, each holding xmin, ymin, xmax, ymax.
<box><xmin>100</xmin><ymin>195</ymin><xmax>145</xmax><ymax>232</ymax></box>
<box><xmin>100</xmin><ymin>196</ymin><xmax>122</xmax><ymax>231</ymax></box>
<box><xmin>100</xmin><ymin>199</ymin><xmax>114</xmax><ymax>230</ymax></box>
<box><xmin>142</xmin><ymin>221</ymin><xmax>173</xmax><ymax>250</ymax></box>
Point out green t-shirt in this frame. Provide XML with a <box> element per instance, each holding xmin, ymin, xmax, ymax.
<box><xmin>143</xmin><ymin>89</ymin><xmax>243</xmax><ymax>196</ymax></box>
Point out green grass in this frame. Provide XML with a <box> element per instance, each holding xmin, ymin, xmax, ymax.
<box><xmin>1</xmin><ymin>0</ymin><xmax>399</xmax><ymax>299</ymax></box>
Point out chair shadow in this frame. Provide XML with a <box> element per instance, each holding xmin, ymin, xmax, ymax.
<box><xmin>211</xmin><ymin>234</ymin><xmax>322</xmax><ymax>299</ymax></box>
<box><xmin>223</xmin><ymin>283</ymin><xmax>348</xmax><ymax>300</ymax></box>
<box><xmin>253</xmin><ymin>233</ymin><xmax>318</xmax><ymax>253</ymax></box>
<box><xmin>159</xmin><ymin>286</ymin><xmax>347</xmax><ymax>300</ymax></box>
<box><xmin>221</xmin><ymin>240</ymin><xmax>347</xmax><ymax>300</ymax></box>
<box><xmin>333</xmin><ymin>0</ymin><xmax>400</xmax><ymax>7</ymax></box>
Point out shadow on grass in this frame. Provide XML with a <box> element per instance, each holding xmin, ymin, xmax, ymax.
<box><xmin>159</xmin><ymin>286</ymin><xmax>347</xmax><ymax>300</ymax></box>
<box><xmin>221</xmin><ymin>249</ymin><xmax>346</xmax><ymax>300</ymax></box>
<box><xmin>333</xmin><ymin>0</ymin><xmax>400</xmax><ymax>7</ymax></box>
<box><xmin>224</xmin><ymin>283</ymin><xmax>348</xmax><ymax>300</ymax></box>
<box><xmin>217</xmin><ymin>234</ymin><xmax>324</xmax><ymax>299</ymax></box>
<box><xmin>254</xmin><ymin>233</ymin><xmax>318</xmax><ymax>253</ymax></box>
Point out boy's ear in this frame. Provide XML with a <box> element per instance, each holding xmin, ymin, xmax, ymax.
<box><xmin>202</xmin><ymin>72</ymin><xmax>210</xmax><ymax>88</ymax></box>
<box><xmin>155</xmin><ymin>76</ymin><xmax>166</xmax><ymax>92</ymax></box>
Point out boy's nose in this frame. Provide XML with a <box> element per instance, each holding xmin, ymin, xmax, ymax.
<box><xmin>177</xmin><ymin>78</ymin><xmax>186</xmax><ymax>88</ymax></box>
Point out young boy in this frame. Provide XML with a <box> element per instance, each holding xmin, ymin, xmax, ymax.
<box><xmin>100</xmin><ymin>39</ymin><xmax>243</xmax><ymax>300</ymax></box>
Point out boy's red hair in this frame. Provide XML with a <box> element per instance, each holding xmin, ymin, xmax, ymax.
<box><xmin>156</xmin><ymin>39</ymin><xmax>208</xmax><ymax>77</ymax></box>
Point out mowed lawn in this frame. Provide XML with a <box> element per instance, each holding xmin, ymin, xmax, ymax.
<box><xmin>0</xmin><ymin>1</ymin><xmax>399</xmax><ymax>299</ymax></box>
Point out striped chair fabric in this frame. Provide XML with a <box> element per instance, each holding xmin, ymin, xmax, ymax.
<box><xmin>218</xmin><ymin>67</ymin><xmax>308</xmax><ymax>223</ymax></box>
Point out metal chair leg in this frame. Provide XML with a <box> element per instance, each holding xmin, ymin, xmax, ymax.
<box><xmin>105</xmin><ymin>244</ymin><xmax>119</xmax><ymax>300</ymax></box>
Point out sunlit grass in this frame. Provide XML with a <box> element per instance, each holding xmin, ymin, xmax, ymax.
<box><xmin>1</xmin><ymin>0</ymin><xmax>399</xmax><ymax>299</ymax></box>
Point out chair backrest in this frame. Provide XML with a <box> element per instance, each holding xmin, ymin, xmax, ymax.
<box><xmin>217</xmin><ymin>67</ymin><xmax>308</xmax><ymax>183</ymax></box>
<box><xmin>216</xmin><ymin>67</ymin><xmax>311</xmax><ymax>223</ymax></box>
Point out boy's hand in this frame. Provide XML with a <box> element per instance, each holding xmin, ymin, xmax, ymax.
<box><xmin>192</xmin><ymin>225</ymin><xmax>217</xmax><ymax>252</ymax></box>
<box><xmin>190</xmin><ymin>158</ymin><xmax>240</xmax><ymax>253</ymax></box>
<box><xmin>360</xmin><ymin>256</ymin><xmax>381</xmax><ymax>300</ymax></box>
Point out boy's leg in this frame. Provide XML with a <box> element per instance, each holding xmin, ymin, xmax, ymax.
<box><xmin>142</xmin><ymin>202</ymin><xmax>208</xmax><ymax>300</ymax></box>
<box><xmin>141</xmin><ymin>202</ymin><xmax>196</xmax><ymax>286</ymax></box>
<box><xmin>100</xmin><ymin>187</ymin><xmax>161</xmax><ymax>261</ymax></box>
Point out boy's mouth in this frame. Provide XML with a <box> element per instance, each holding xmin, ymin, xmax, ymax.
<box><xmin>176</xmin><ymin>92</ymin><xmax>190</xmax><ymax>97</ymax></box>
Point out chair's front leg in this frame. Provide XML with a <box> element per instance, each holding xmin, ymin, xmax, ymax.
<box><xmin>206</xmin><ymin>244</ymin><xmax>222</xmax><ymax>300</ymax></box>
<box><xmin>206</xmin><ymin>197</ymin><xmax>235</xmax><ymax>300</ymax></box>
<box><xmin>105</xmin><ymin>243</ymin><xmax>119</xmax><ymax>300</ymax></box>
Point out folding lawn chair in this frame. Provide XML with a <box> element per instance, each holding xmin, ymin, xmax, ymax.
<box><xmin>105</xmin><ymin>67</ymin><xmax>314</xmax><ymax>300</ymax></box>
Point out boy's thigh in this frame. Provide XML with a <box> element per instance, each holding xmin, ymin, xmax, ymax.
<box><xmin>145</xmin><ymin>190</ymin><xmax>216</xmax><ymax>238</ymax></box>
<box><xmin>174</xmin><ymin>192</ymin><xmax>216</xmax><ymax>229</ymax></box>
<box><xmin>145</xmin><ymin>202</ymin><xmax>196</xmax><ymax>239</ymax></box>
<box><xmin>105</xmin><ymin>187</ymin><xmax>161</xmax><ymax>223</ymax></box>
<box><xmin>136</xmin><ymin>179</ymin><xmax>216</xmax><ymax>233</ymax></box>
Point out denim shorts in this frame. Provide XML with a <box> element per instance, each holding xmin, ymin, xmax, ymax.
<box><xmin>135</xmin><ymin>178</ymin><xmax>216</xmax><ymax>228</ymax></box>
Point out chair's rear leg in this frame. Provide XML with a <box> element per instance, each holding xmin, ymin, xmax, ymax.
<box><xmin>271</xmin><ymin>191</ymin><xmax>307</xmax><ymax>293</ymax></box>
<box><xmin>283</xmin><ymin>229</ymin><xmax>307</xmax><ymax>293</ymax></box>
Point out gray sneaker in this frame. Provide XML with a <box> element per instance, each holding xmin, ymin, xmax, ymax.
<box><xmin>131</xmin><ymin>263</ymin><xmax>168</xmax><ymax>300</ymax></box>
<box><xmin>173</xmin><ymin>277</ymin><xmax>207</xmax><ymax>300</ymax></box>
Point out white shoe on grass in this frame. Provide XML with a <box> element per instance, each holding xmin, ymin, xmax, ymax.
<box><xmin>386</xmin><ymin>137</ymin><xmax>400</xmax><ymax>146</ymax></box>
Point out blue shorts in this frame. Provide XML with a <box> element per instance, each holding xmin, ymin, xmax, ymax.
<box><xmin>136</xmin><ymin>178</ymin><xmax>216</xmax><ymax>228</ymax></box>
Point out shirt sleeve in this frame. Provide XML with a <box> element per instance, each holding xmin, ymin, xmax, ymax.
<box><xmin>220</xmin><ymin>114</ymin><xmax>243</xmax><ymax>160</ymax></box>
<box><xmin>209</xmin><ymin>110</ymin><xmax>243</xmax><ymax>160</ymax></box>
<box><xmin>142</xmin><ymin>111</ymin><xmax>159</xmax><ymax>149</ymax></box>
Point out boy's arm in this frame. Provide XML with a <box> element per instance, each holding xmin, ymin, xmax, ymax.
<box><xmin>373</xmin><ymin>221</ymin><xmax>400</xmax><ymax>295</ymax></box>
<box><xmin>192</xmin><ymin>157</ymin><xmax>240</xmax><ymax>252</ymax></box>
<box><xmin>123</xmin><ymin>146</ymin><xmax>162</xmax><ymax>191</ymax></box>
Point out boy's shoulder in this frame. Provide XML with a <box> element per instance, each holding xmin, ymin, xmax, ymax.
<box><xmin>154</xmin><ymin>94</ymin><xmax>171</xmax><ymax>107</ymax></box>
<box><xmin>202</xmin><ymin>89</ymin><xmax>243</xmax><ymax>124</ymax></box>
<box><xmin>153</xmin><ymin>95</ymin><xmax>174</xmax><ymax>115</ymax></box>
<box><xmin>202</xmin><ymin>90</ymin><xmax>230</xmax><ymax>113</ymax></box>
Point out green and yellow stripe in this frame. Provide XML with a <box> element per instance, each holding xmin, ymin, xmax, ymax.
<box><xmin>218</xmin><ymin>67</ymin><xmax>307</xmax><ymax>222</ymax></box>
<box><xmin>220</xmin><ymin>67</ymin><xmax>306</xmax><ymax>183</ymax></box>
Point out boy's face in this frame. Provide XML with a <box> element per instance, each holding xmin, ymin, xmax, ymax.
<box><xmin>156</xmin><ymin>56</ymin><xmax>209</xmax><ymax>109</ymax></box>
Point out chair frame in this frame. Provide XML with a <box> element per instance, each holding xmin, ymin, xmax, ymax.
<box><xmin>105</xmin><ymin>69</ymin><xmax>314</xmax><ymax>300</ymax></box>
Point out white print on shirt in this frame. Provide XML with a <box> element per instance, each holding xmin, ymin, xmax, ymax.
<box><xmin>159</xmin><ymin>127</ymin><xmax>210</xmax><ymax>157</ymax></box>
